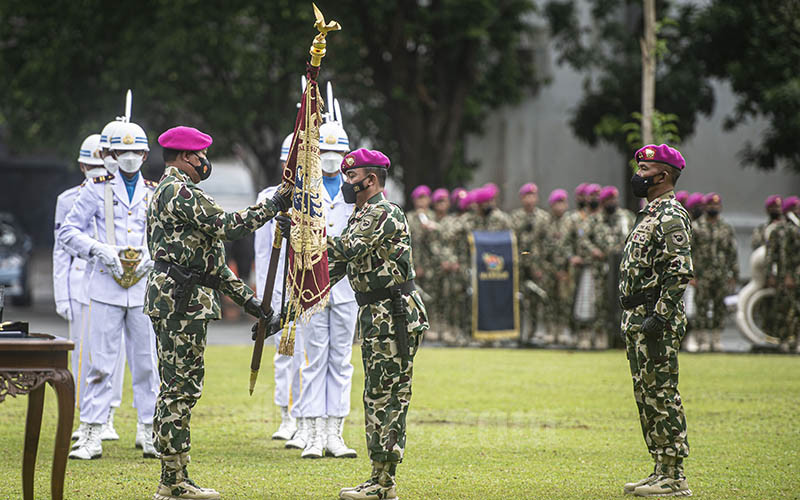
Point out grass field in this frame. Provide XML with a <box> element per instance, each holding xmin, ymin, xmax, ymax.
<box><xmin>1</xmin><ymin>345</ymin><xmax>798</xmax><ymax>499</ymax></box>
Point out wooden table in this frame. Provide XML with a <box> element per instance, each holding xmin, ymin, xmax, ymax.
<box><xmin>0</xmin><ymin>334</ymin><xmax>75</xmax><ymax>500</ymax></box>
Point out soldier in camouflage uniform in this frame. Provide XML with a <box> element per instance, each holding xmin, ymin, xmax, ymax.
<box><xmin>586</xmin><ymin>186</ymin><xmax>635</xmax><ymax>349</ymax></box>
<box><xmin>619</xmin><ymin>144</ymin><xmax>693</xmax><ymax>497</ymax></box>
<box><xmin>751</xmin><ymin>195</ymin><xmax>782</xmax><ymax>250</ymax></box>
<box><xmin>328</xmin><ymin>149</ymin><xmax>428</xmax><ymax>500</ymax></box>
<box><xmin>766</xmin><ymin>196</ymin><xmax>800</xmax><ymax>352</ymax></box>
<box><xmin>428</xmin><ymin>188</ymin><xmax>461</xmax><ymax>341</ymax></box>
<box><xmin>567</xmin><ymin>183</ymin><xmax>603</xmax><ymax>349</ymax></box>
<box><xmin>511</xmin><ymin>183</ymin><xmax>551</xmax><ymax>344</ymax></box>
<box><xmin>406</xmin><ymin>185</ymin><xmax>436</xmax><ymax>304</ymax></box>
<box><xmin>144</xmin><ymin>126</ymin><xmax>288</xmax><ymax>500</ymax></box>
<box><xmin>691</xmin><ymin>193</ymin><xmax>738</xmax><ymax>352</ymax></box>
<box><xmin>540</xmin><ymin>189</ymin><xmax>574</xmax><ymax>344</ymax></box>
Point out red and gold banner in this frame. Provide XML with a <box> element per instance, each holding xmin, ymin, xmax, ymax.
<box><xmin>277</xmin><ymin>64</ymin><xmax>331</xmax><ymax>355</ymax></box>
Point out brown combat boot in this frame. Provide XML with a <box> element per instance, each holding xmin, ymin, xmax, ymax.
<box><xmin>339</xmin><ymin>461</ymin><xmax>399</xmax><ymax>500</ymax></box>
<box><xmin>624</xmin><ymin>463</ymin><xmax>659</xmax><ymax>494</ymax></box>
<box><xmin>154</xmin><ymin>453</ymin><xmax>220</xmax><ymax>500</ymax></box>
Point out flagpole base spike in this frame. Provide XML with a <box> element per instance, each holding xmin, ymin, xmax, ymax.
<box><xmin>249</xmin><ymin>369</ymin><xmax>258</xmax><ymax>395</ymax></box>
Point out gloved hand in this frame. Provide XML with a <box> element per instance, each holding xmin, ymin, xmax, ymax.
<box><xmin>641</xmin><ymin>315</ymin><xmax>666</xmax><ymax>336</ymax></box>
<box><xmin>243</xmin><ymin>297</ymin><xmax>270</xmax><ymax>320</ymax></box>
<box><xmin>55</xmin><ymin>300</ymin><xmax>72</xmax><ymax>321</ymax></box>
<box><xmin>134</xmin><ymin>249</ymin><xmax>154</xmax><ymax>279</ymax></box>
<box><xmin>270</xmin><ymin>190</ymin><xmax>293</xmax><ymax>213</ymax></box>
<box><xmin>91</xmin><ymin>242</ymin><xmax>123</xmax><ymax>278</ymax></box>
<box><xmin>251</xmin><ymin>312</ymin><xmax>283</xmax><ymax>341</ymax></box>
<box><xmin>274</xmin><ymin>214</ymin><xmax>292</xmax><ymax>239</ymax></box>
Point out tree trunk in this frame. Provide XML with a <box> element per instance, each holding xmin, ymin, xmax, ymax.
<box><xmin>640</xmin><ymin>0</ymin><xmax>656</xmax><ymax>145</ymax></box>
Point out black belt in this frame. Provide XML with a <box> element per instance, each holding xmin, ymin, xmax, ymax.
<box><xmin>355</xmin><ymin>280</ymin><xmax>416</xmax><ymax>307</ymax></box>
<box><xmin>154</xmin><ymin>261</ymin><xmax>222</xmax><ymax>289</ymax></box>
<box><xmin>619</xmin><ymin>286</ymin><xmax>661</xmax><ymax>310</ymax></box>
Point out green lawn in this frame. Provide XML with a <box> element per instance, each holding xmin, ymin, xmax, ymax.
<box><xmin>1</xmin><ymin>346</ymin><xmax>798</xmax><ymax>499</ymax></box>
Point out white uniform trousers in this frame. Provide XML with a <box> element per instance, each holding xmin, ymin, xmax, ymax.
<box><xmin>273</xmin><ymin>332</ymin><xmax>297</xmax><ymax>407</ymax></box>
<box><xmin>290</xmin><ymin>301</ymin><xmax>357</xmax><ymax>418</ymax></box>
<box><xmin>71</xmin><ymin>301</ymin><xmax>129</xmax><ymax>411</ymax></box>
<box><xmin>80</xmin><ymin>300</ymin><xmax>159</xmax><ymax>425</ymax></box>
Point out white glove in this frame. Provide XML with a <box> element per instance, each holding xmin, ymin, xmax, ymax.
<box><xmin>91</xmin><ymin>242</ymin><xmax>123</xmax><ymax>278</ymax></box>
<box><xmin>55</xmin><ymin>300</ymin><xmax>72</xmax><ymax>321</ymax></box>
<box><xmin>134</xmin><ymin>254</ymin><xmax>154</xmax><ymax>279</ymax></box>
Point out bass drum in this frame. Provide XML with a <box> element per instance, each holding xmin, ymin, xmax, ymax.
<box><xmin>735</xmin><ymin>244</ymin><xmax>780</xmax><ymax>345</ymax></box>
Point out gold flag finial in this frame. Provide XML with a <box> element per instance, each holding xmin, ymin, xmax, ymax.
<box><xmin>310</xmin><ymin>3</ymin><xmax>341</xmax><ymax>67</ymax></box>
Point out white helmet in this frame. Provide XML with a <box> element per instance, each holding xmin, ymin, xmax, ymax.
<box><xmin>280</xmin><ymin>133</ymin><xmax>294</xmax><ymax>162</ymax></box>
<box><xmin>99</xmin><ymin>120</ymin><xmax>123</xmax><ymax>149</ymax></box>
<box><xmin>109</xmin><ymin>121</ymin><xmax>149</xmax><ymax>151</ymax></box>
<box><xmin>77</xmin><ymin>134</ymin><xmax>104</xmax><ymax>166</ymax></box>
<box><xmin>319</xmin><ymin>121</ymin><xmax>349</xmax><ymax>152</ymax></box>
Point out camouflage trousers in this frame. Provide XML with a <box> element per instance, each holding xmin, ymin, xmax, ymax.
<box><xmin>541</xmin><ymin>271</ymin><xmax>574</xmax><ymax>333</ymax></box>
<box><xmin>623</xmin><ymin>310</ymin><xmax>689</xmax><ymax>463</ymax></box>
<box><xmin>773</xmin><ymin>284</ymin><xmax>800</xmax><ymax>345</ymax></box>
<box><xmin>694</xmin><ymin>278</ymin><xmax>728</xmax><ymax>330</ymax></box>
<box><xmin>361</xmin><ymin>329</ymin><xmax>421</xmax><ymax>464</ymax></box>
<box><xmin>151</xmin><ymin>318</ymin><xmax>207</xmax><ymax>457</ymax></box>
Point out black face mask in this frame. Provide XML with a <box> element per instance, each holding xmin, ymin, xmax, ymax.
<box><xmin>769</xmin><ymin>211</ymin><xmax>781</xmax><ymax>221</ymax></box>
<box><xmin>604</xmin><ymin>204</ymin><xmax>618</xmax><ymax>215</ymax></box>
<box><xmin>589</xmin><ymin>200</ymin><xmax>600</xmax><ymax>210</ymax></box>
<box><xmin>690</xmin><ymin>208</ymin><xmax>704</xmax><ymax>219</ymax></box>
<box><xmin>630</xmin><ymin>173</ymin><xmax>661</xmax><ymax>198</ymax></box>
<box><xmin>342</xmin><ymin>177</ymin><xmax>369</xmax><ymax>204</ymax></box>
<box><xmin>190</xmin><ymin>152</ymin><xmax>212</xmax><ymax>181</ymax></box>
<box><xmin>577</xmin><ymin>200</ymin><xmax>587</xmax><ymax>209</ymax></box>
<box><xmin>481</xmin><ymin>206</ymin><xmax>494</xmax><ymax>216</ymax></box>
<box><xmin>706</xmin><ymin>208</ymin><xmax>719</xmax><ymax>217</ymax></box>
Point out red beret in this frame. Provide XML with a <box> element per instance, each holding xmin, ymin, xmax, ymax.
<box><xmin>634</xmin><ymin>144</ymin><xmax>685</xmax><ymax>170</ymax></box>
<box><xmin>341</xmin><ymin>148</ymin><xmax>390</xmax><ymax>173</ymax></box>
<box><xmin>158</xmin><ymin>126</ymin><xmax>213</xmax><ymax>151</ymax></box>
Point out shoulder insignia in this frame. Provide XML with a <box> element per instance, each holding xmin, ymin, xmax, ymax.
<box><xmin>144</xmin><ymin>179</ymin><xmax>158</xmax><ymax>188</ymax></box>
<box><xmin>92</xmin><ymin>173</ymin><xmax>115</xmax><ymax>184</ymax></box>
<box><xmin>661</xmin><ymin>218</ymin><xmax>684</xmax><ymax>234</ymax></box>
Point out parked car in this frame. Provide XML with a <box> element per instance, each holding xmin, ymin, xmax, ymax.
<box><xmin>0</xmin><ymin>212</ymin><xmax>33</xmax><ymax>306</ymax></box>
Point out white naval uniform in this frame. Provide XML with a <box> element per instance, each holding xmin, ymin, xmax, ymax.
<box><xmin>53</xmin><ymin>183</ymin><xmax>127</xmax><ymax>411</ymax></box>
<box><xmin>255</xmin><ymin>186</ymin><xmax>301</xmax><ymax>408</ymax></box>
<box><xmin>59</xmin><ymin>172</ymin><xmax>159</xmax><ymax>425</ymax></box>
<box><xmin>255</xmin><ymin>181</ymin><xmax>357</xmax><ymax>418</ymax></box>
<box><xmin>290</xmin><ymin>177</ymin><xmax>357</xmax><ymax>418</ymax></box>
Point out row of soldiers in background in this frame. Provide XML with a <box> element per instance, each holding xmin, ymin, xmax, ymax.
<box><xmin>756</xmin><ymin>195</ymin><xmax>800</xmax><ymax>352</ymax></box>
<box><xmin>406</xmin><ymin>181</ymin><xmax>797</xmax><ymax>353</ymax></box>
<box><xmin>406</xmin><ymin>181</ymin><xmax>638</xmax><ymax>349</ymax></box>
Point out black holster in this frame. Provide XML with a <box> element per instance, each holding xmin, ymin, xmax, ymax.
<box><xmin>154</xmin><ymin>261</ymin><xmax>222</xmax><ymax>314</ymax></box>
<box><xmin>391</xmin><ymin>287</ymin><xmax>410</xmax><ymax>361</ymax></box>
<box><xmin>644</xmin><ymin>292</ymin><xmax>667</xmax><ymax>364</ymax></box>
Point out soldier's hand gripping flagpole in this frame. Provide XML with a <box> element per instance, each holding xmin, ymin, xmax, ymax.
<box><xmin>249</xmin><ymin>3</ymin><xmax>340</xmax><ymax>394</ymax></box>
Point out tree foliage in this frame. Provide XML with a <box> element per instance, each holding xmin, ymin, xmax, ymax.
<box><xmin>0</xmin><ymin>0</ymin><xmax>540</xmax><ymax>193</ymax></box>
<box><xmin>543</xmin><ymin>0</ymin><xmax>713</xmax><ymax>154</ymax></box>
<box><xmin>692</xmin><ymin>0</ymin><xmax>800</xmax><ymax>171</ymax></box>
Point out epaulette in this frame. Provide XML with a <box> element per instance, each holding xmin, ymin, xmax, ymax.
<box><xmin>92</xmin><ymin>173</ymin><xmax>115</xmax><ymax>184</ymax></box>
<box><xmin>144</xmin><ymin>179</ymin><xmax>158</xmax><ymax>188</ymax></box>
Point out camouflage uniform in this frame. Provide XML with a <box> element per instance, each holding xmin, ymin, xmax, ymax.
<box><xmin>564</xmin><ymin>209</ymin><xmax>598</xmax><ymax>345</ymax></box>
<box><xmin>540</xmin><ymin>213</ymin><xmax>574</xmax><ymax>342</ymax></box>
<box><xmin>511</xmin><ymin>207</ymin><xmax>550</xmax><ymax>342</ymax></box>
<box><xmin>406</xmin><ymin>208</ymin><xmax>436</xmax><ymax>300</ymax></box>
<box><xmin>765</xmin><ymin>217</ymin><xmax>800</xmax><ymax>349</ymax></box>
<box><xmin>145</xmin><ymin>166</ymin><xmax>280</xmax><ymax>495</ymax></box>
<box><xmin>588</xmin><ymin>208</ymin><xmax>636</xmax><ymax>345</ymax></box>
<box><xmin>427</xmin><ymin>213</ymin><xmax>461</xmax><ymax>340</ymax></box>
<box><xmin>328</xmin><ymin>192</ymin><xmax>428</xmax><ymax>491</ymax></box>
<box><xmin>619</xmin><ymin>191</ymin><xmax>692</xmax><ymax>480</ymax></box>
<box><xmin>691</xmin><ymin>215</ymin><xmax>738</xmax><ymax>331</ymax></box>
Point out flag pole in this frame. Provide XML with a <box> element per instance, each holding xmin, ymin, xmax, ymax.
<box><xmin>249</xmin><ymin>3</ymin><xmax>340</xmax><ymax>394</ymax></box>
